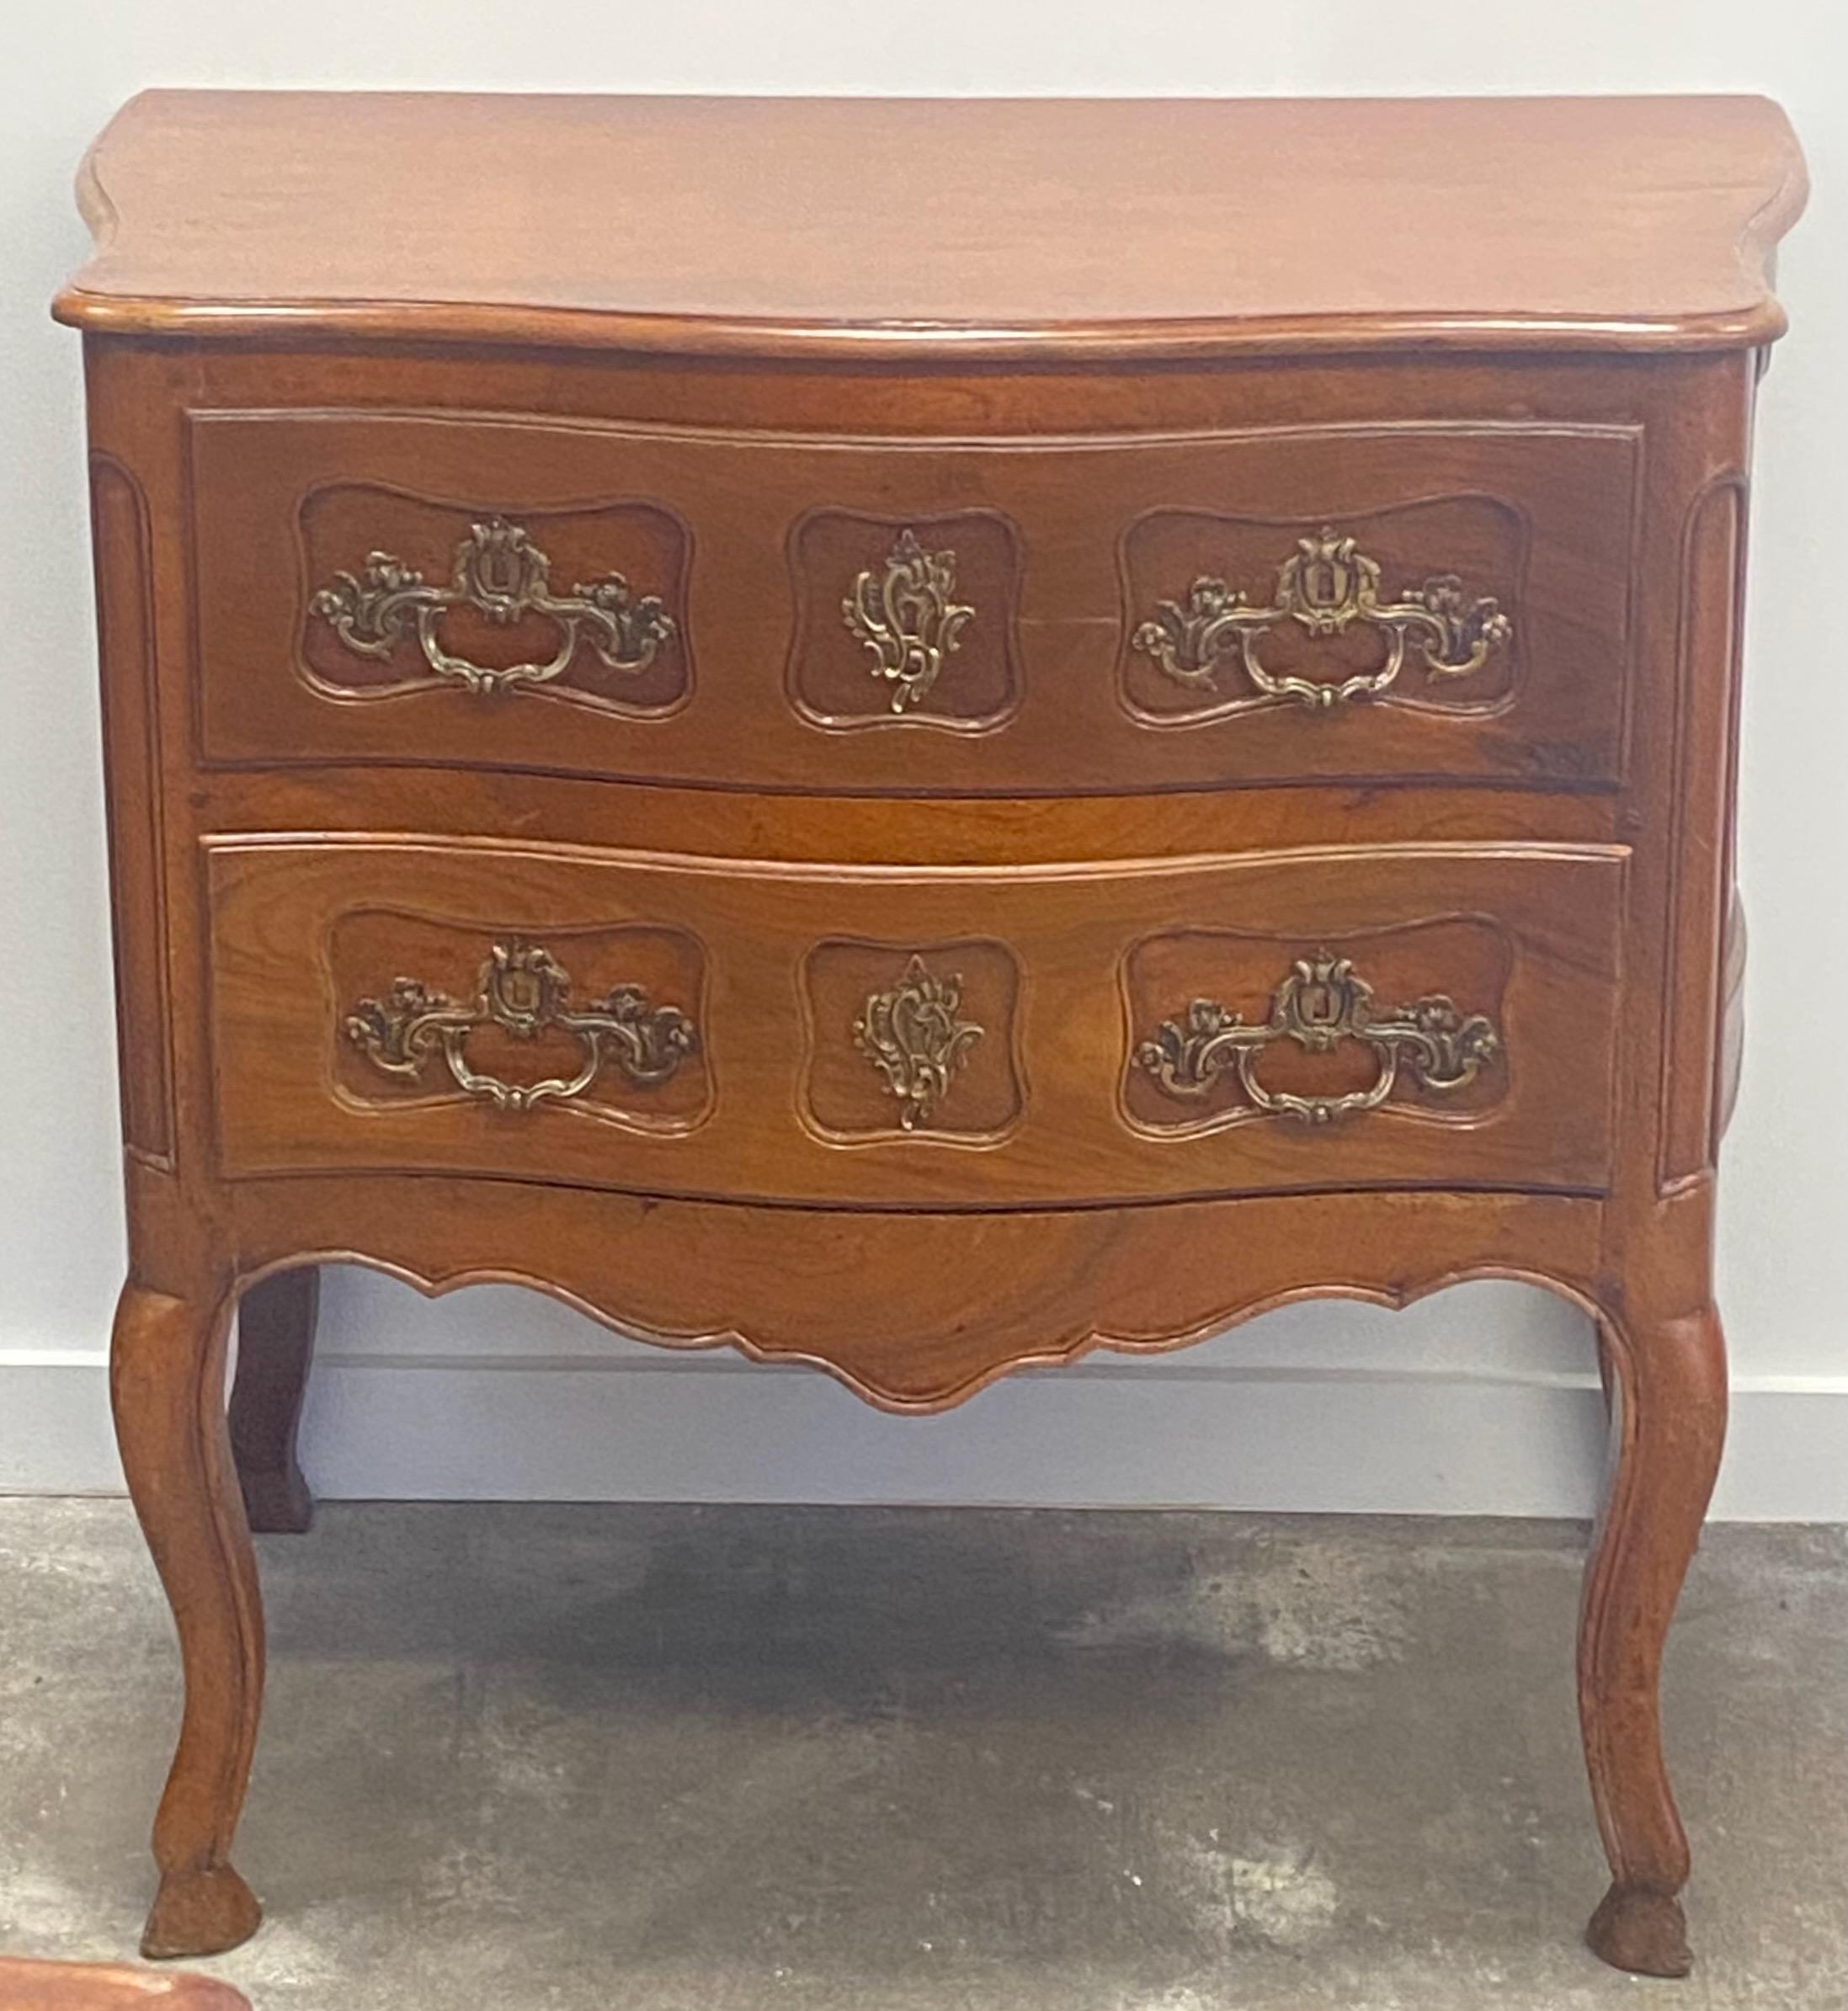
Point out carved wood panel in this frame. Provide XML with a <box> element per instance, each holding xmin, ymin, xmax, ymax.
<box><xmin>332</xmin><ymin>912</ymin><xmax>710</xmax><ymax>1131</ymax></box>
<box><xmin>204</xmin><ymin>835</ymin><xmax>1625</xmax><ymax>1205</ymax></box>
<box><xmin>1123</xmin><ymin>918</ymin><xmax>1512</xmax><ymax>1135</ymax></box>
<box><xmin>297</xmin><ymin>483</ymin><xmax>690</xmax><ymax>713</ymax></box>
<box><xmin>786</xmin><ymin>510</ymin><xmax>1024</xmax><ymax>731</ymax></box>
<box><xmin>89</xmin><ymin>453</ymin><xmax>174</xmax><ymax>1168</ymax></box>
<box><xmin>229</xmin><ymin>1176</ymin><xmax>1608</xmax><ymax>1414</ymax></box>
<box><xmin>188</xmin><ymin>411</ymin><xmax>1636</xmax><ymax>795</ymax></box>
<box><xmin>1121</xmin><ymin>498</ymin><xmax>1521</xmax><ymax>724</ymax></box>
<box><xmin>802</xmin><ymin>939</ymin><xmax>1024</xmax><ymax>1139</ymax></box>
<box><xmin>1657</xmin><ymin>475</ymin><xmax>1748</xmax><ymax>1194</ymax></box>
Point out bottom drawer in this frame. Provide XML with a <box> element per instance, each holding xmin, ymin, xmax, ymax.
<box><xmin>205</xmin><ymin>835</ymin><xmax>1625</xmax><ymax>1208</ymax></box>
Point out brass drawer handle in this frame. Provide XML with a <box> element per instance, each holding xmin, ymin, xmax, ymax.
<box><xmin>1137</xmin><ymin>949</ymin><xmax>1499</xmax><ymax>1125</ymax></box>
<box><xmin>855</xmin><ymin>955</ymin><xmax>983</xmax><ymax>1129</ymax></box>
<box><xmin>312</xmin><ymin>516</ymin><xmax>676</xmax><ymax>695</ymax></box>
<box><xmin>1133</xmin><ymin>528</ymin><xmax>1510</xmax><ymax>710</ymax></box>
<box><xmin>345</xmin><ymin>941</ymin><xmax>697</xmax><ymax>1111</ymax></box>
<box><xmin>842</xmin><ymin>529</ymin><xmax>975</xmax><ymax>713</ymax></box>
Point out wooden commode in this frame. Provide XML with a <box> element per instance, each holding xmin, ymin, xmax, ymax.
<box><xmin>55</xmin><ymin>90</ymin><xmax>1806</xmax><ymax>1978</ymax></box>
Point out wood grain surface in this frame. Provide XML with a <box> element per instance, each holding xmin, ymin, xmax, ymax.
<box><xmin>55</xmin><ymin>92</ymin><xmax>1805</xmax><ymax>357</ymax></box>
<box><xmin>187</xmin><ymin>407</ymin><xmax>1637</xmax><ymax>795</ymax></box>
<box><xmin>202</xmin><ymin>835</ymin><xmax>1625</xmax><ymax>1204</ymax></box>
<box><xmin>59</xmin><ymin>88</ymin><xmax>1803</xmax><ymax>1982</ymax></box>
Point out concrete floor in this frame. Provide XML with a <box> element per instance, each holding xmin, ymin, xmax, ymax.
<box><xmin>0</xmin><ymin>1503</ymin><xmax>1841</xmax><ymax>2011</ymax></box>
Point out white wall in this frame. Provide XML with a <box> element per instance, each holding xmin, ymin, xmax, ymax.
<box><xmin>3</xmin><ymin>0</ymin><xmax>1844</xmax><ymax>1519</ymax></box>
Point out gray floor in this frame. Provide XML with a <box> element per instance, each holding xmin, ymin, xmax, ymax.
<box><xmin>0</xmin><ymin>1502</ymin><xmax>1842</xmax><ymax>2010</ymax></box>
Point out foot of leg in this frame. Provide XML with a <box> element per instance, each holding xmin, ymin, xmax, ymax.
<box><xmin>142</xmin><ymin>1863</ymin><xmax>264</xmax><ymax>1962</ymax></box>
<box><xmin>1586</xmin><ymin>1881</ymin><xmax>1692</xmax><ymax>1978</ymax></box>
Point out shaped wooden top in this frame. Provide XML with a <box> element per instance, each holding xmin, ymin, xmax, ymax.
<box><xmin>56</xmin><ymin>91</ymin><xmax>1805</xmax><ymax>361</ymax></box>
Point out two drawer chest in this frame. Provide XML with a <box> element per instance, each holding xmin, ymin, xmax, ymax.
<box><xmin>56</xmin><ymin>90</ymin><xmax>1805</xmax><ymax>1977</ymax></box>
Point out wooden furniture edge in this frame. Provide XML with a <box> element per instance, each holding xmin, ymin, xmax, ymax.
<box><xmin>52</xmin><ymin>91</ymin><xmax>1808</xmax><ymax>361</ymax></box>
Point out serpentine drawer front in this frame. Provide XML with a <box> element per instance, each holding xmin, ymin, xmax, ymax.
<box><xmin>188</xmin><ymin>410</ymin><xmax>1635</xmax><ymax>793</ymax></box>
<box><xmin>203</xmin><ymin>837</ymin><xmax>1623</xmax><ymax>1204</ymax></box>
<box><xmin>58</xmin><ymin>91</ymin><xmax>1803</xmax><ymax>1982</ymax></box>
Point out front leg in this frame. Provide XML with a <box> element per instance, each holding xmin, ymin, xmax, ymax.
<box><xmin>111</xmin><ymin>1278</ymin><xmax>265</xmax><ymax>1960</ymax></box>
<box><xmin>229</xmin><ymin>1267</ymin><xmax>321</xmax><ymax>1533</ymax></box>
<box><xmin>1578</xmin><ymin>1296</ymin><xmax>1726</xmax><ymax>1976</ymax></box>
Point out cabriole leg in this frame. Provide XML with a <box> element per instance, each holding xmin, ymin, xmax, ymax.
<box><xmin>110</xmin><ymin>1278</ymin><xmax>265</xmax><ymax>1960</ymax></box>
<box><xmin>1578</xmin><ymin>1298</ymin><xmax>1726</xmax><ymax>1977</ymax></box>
<box><xmin>228</xmin><ymin>1267</ymin><xmax>321</xmax><ymax>1534</ymax></box>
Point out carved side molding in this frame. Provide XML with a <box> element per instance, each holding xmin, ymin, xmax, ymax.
<box><xmin>1132</xmin><ymin>527</ymin><xmax>1511</xmax><ymax>710</ymax></box>
<box><xmin>311</xmin><ymin>515</ymin><xmax>677</xmax><ymax>695</ymax></box>
<box><xmin>90</xmin><ymin>453</ymin><xmax>175</xmax><ymax>1168</ymax></box>
<box><xmin>1657</xmin><ymin>474</ymin><xmax>1748</xmax><ymax>1194</ymax></box>
<box><xmin>1136</xmin><ymin>949</ymin><xmax>1500</xmax><ymax>1125</ymax></box>
<box><xmin>345</xmin><ymin>940</ymin><xmax>697</xmax><ymax>1112</ymax></box>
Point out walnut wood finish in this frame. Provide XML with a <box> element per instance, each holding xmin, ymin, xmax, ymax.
<box><xmin>56</xmin><ymin>92</ymin><xmax>1802</xmax><ymax>357</ymax></box>
<box><xmin>204</xmin><ymin>836</ymin><xmax>1622</xmax><ymax>1201</ymax></box>
<box><xmin>227</xmin><ymin>1269</ymin><xmax>319</xmax><ymax>1534</ymax></box>
<box><xmin>109</xmin><ymin>1282</ymin><xmax>262</xmax><ymax>1960</ymax></box>
<box><xmin>59</xmin><ymin>90</ymin><xmax>1804</xmax><ymax>1980</ymax></box>
<box><xmin>188</xmin><ymin>410</ymin><xmax>1633</xmax><ymax>793</ymax></box>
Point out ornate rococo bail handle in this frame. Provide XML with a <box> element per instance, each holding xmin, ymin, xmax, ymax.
<box><xmin>311</xmin><ymin>515</ymin><xmax>677</xmax><ymax>696</ymax></box>
<box><xmin>345</xmin><ymin>941</ymin><xmax>698</xmax><ymax>1113</ymax></box>
<box><xmin>1132</xmin><ymin>527</ymin><xmax>1512</xmax><ymax>710</ymax></box>
<box><xmin>842</xmin><ymin>528</ymin><xmax>975</xmax><ymax>714</ymax></box>
<box><xmin>1136</xmin><ymin>949</ymin><xmax>1500</xmax><ymax>1125</ymax></box>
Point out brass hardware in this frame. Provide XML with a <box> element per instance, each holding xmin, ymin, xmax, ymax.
<box><xmin>1136</xmin><ymin>949</ymin><xmax>1499</xmax><ymax>1125</ymax></box>
<box><xmin>855</xmin><ymin>955</ymin><xmax>983</xmax><ymax>1130</ymax></box>
<box><xmin>345</xmin><ymin>940</ymin><xmax>697</xmax><ymax>1111</ymax></box>
<box><xmin>842</xmin><ymin>529</ymin><xmax>975</xmax><ymax>713</ymax></box>
<box><xmin>1132</xmin><ymin>527</ymin><xmax>1511</xmax><ymax>710</ymax></box>
<box><xmin>311</xmin><ymin>516</ymin><xmax>676</xmax><ymax>695</ymax></box>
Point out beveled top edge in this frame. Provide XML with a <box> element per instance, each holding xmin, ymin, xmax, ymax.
<box><xmin>55</xmin><ymin>90</ymin><xmax>1808</xmax><ymax>363</ymax></box>
<box><xmin>50</xmin><ymin>294</ymin><xmax>1800</xmax><ymax>361</ymax></box>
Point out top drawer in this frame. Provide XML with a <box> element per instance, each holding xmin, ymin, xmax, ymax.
<box><xmin>188</xmin><ymin>409</ymin><xmax>1637</xmax><ymax>795</ymax></box>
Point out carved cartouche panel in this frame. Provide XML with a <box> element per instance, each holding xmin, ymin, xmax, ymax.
<box><xmin>1120</xmin><ymin>497</ymin><xmax>1524</xmax><ymax>726</ymax></box>
<box><xmin>332</xmin><ymin>911</ymin><xmax>711</xmax><ymax>1131</ymax></box>
<box><xmin>802</xmin><ymin>939</ymin><xmax>1024</xmax><ymax>1139</ymax></box>
<box><xmin>1122</xmin><ymin>918</ymin><xmax>1512</xmax><ymax>1135</ymax></box>
<box><xmin>786</xmin><ymin>509</ymin><xmax>1025</xmax><ymax>731</ymax></box>
<box><xmin>299</xmin><ymin>486</ymin><xmax>691</xmax><ymax>713</ymax></box>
